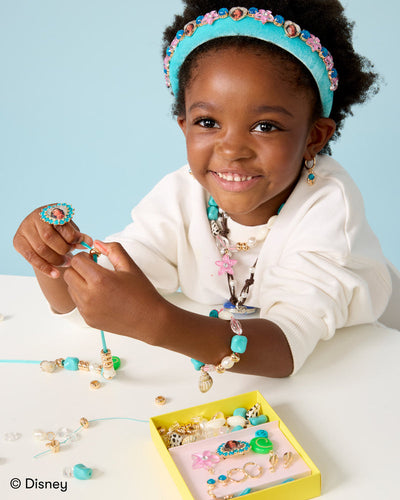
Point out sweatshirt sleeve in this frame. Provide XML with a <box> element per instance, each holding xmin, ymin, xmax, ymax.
<box><xmin>257</xmin><ymin>164</ymin><xmax>392</xmax><ymax>374</ymax></box>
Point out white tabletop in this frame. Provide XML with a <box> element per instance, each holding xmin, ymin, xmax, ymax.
<box><xmin>0</xmin><ymin>274</ymin><xmax>399</xmax><ymax>499</ymax></box>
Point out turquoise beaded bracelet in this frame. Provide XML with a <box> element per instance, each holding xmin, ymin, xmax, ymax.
<box><xmin>191</xmin><ymin>317</ymin><xmax>247</xmax><ymax>393</ymax></box>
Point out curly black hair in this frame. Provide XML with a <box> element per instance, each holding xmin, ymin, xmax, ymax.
<box><xmin>162</xmin><ymin>0</ymin><xmax>380</xmax><ymax>153</ymax></box>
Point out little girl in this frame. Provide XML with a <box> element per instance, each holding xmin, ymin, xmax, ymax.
<box><xmin>14</xmin><ymin>0</ymin><xmax>392</xmax><ymax>383</ymax></box>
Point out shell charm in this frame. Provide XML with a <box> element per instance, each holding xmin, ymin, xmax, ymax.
<box><xmin>199</xmin><ymin>369</ymin><xmax>213</xmax><ymax>393</ymax></box>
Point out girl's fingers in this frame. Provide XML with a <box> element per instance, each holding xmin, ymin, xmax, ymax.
<box><xmin>34</xmin><ymin>219</ymin><xmax>72</xmax><ymax>260</ymax></box>
<box><xmin>72</xmin><ymin>233</ymin><xmax>94</xmax><ymax>250</ymax></box>
<box><xmin>13</xmin><ymin>233</ymin><xmax>60</xmax><ymax>278</ymax></box>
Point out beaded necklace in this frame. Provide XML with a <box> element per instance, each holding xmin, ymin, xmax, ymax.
<box><xmin>207</xmin><ymin>197</ymin><xmax>281</xmax><ymax>313</ymax></box>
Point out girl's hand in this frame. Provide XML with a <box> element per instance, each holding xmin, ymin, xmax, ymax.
<box><xmin>63</xmin><ymin>241</ymin><xmax>165</xmax><ymax>341</ymax></box>
<box><xmin>13</xmin><ymin>205</ymin><xmax>93</xmax><ymax>278</ymax></box>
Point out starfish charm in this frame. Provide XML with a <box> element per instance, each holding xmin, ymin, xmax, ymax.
<box><xmin>216</xmin><ymin>254</ymin><xmax>237</xmax><ymax>276</ymax></box>
<box><xmin>191</xmin><ymin>450</ymin><xmax>220</xmax><ymax>471</ymax></box>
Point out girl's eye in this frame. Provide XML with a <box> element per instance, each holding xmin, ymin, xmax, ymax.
<box><xmin>195</xmin><ymin>118</ymin><xmax>219</xmax><ymax>129</ymax></box>
<box><xmin>253</xmin><ymin>122</ymin><xmax>278</xmax><ymax>133</ymax></box>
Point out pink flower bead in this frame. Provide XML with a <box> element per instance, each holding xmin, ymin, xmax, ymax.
<box><xmin>254</xmin><ymin>9</ymin><xmax>274</xmax><ymax>24</ymax></box>
<box><xmin>306</xmin><ymin>34</ymin><xmax>322</xmax><ymax>52</ymax></box>
<box><xmin>202</xmin><ymin>10</ymin><xmax>219</xmax><ymax>25</ymax></box>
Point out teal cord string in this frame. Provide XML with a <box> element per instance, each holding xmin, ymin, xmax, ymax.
<box><xmin>80</xmin><ymin>241</ymin><xmax>92</xmax><ymax>250</ymax></box>
<box><xmin>0</xmin><ymin>360</ymin><xmax>41</xmax><ymax>364</ymax></box>
<box><xmin>100</xmin><ymin>330</ymin><xmax>108</xmax><ymax>353</ymax></box>
<box><xmin>79</xmin><ymin>241</ymin><xmax>108</xmax><ymax>354</ymax></box>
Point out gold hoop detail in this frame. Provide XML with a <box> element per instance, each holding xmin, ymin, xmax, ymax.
<box><xmin>243</xmin><ymin>462</ymin><xmax>263</xmax><ymax>478</ymax></box>
<box><xmin>227</xmin><ymin>467</ymin><xmax>248</xmax><ymax>483</ymax></box>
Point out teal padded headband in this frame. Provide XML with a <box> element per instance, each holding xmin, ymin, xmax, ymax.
<box><xmin>163</xmin><ymin>7</ymin><xmax>338</xmax><ymax>117</ymax></box>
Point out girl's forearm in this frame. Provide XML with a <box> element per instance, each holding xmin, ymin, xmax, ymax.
<box><xmin>150</xmin><ymin>301</ymin><xmax>294</xmax><ymax>378</ymax></box>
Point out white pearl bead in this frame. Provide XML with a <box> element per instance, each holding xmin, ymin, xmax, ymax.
<box><xmin>221</xmin><ymin>356</ymin><xmax>235</xmax><ymax>369</ymax></box>
<box><xmin>102</xmin><ymin>367</ymin><xmax>116</xmax><ymax>380</ymax></box>
<box><xmin>0</xmin><ymin>313</ymin><xmax>4</xmax><ymax>322</ymax></box>
<box><xmin>247</xmin><ymin>237</ymin><xmax>256</xmax><ymax>247</ymax></box>
<box><xmin>249</xmin><ymin>267</ymin><xmax>256</xmax><ymax>273</ymax></box>
<box><xmin>33</xmin><ymin>429</ymin><xmax>46</xmax><ymax>441</ymax></box>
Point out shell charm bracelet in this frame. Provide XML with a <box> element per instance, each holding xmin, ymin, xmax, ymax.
<box><xmin>191</xmin><ymin>317</ymin><xmax>247</xmax><ymax>393</ymax></box>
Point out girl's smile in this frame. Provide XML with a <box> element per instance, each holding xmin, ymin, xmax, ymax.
<box><xmin>178</xmin><ymin>46</ymin><xmax>335</xmax><ymax>225</ymax></box>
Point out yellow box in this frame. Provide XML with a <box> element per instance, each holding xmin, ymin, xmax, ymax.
<box><xmin>150</xmin><ymin>391</ymin><xmax>321</xmax><ymax>500</ymax></box>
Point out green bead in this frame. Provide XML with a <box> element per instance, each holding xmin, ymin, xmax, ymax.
<box><xmin>230</xmin><ymin>335</ymin><xmax>248</xmax><ymax>354</ymax></box>
<box><xmin>112</xmin><ymin>356</ymin><xmax>121</xmax><ymax>370</ymax></box>
<box><xmin>250</xmin><ymin>437</ymin><xmax>273</xmax><ymax>454</ymax></box>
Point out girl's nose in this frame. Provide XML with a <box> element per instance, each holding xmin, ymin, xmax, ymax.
<box><xmin>214</xmin><ymin>129</ymin><xmax>254</xmax><ymax>161</ymax></box>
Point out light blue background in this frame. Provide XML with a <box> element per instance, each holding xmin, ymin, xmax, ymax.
<box><xmin>1</xmin><ymin>0</ymin><xmax>399</xmax><ymax>276</ymax></box>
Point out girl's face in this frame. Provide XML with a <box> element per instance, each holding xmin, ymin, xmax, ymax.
<box><xmin>178</xmin><ymin>47</ymin><xmax>335</xmax><ymax>225</ymax></box>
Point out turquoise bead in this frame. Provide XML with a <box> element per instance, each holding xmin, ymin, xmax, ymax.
<box><xmin>73</xmin><ymin>464</ymin><xmax>93</xmax><ymax>480</ymax></box>
<box><xmin>208</xmin><ymin>196</ymin><xmax>218</xmax><ymax>206</ymax></box>
<box><xmin>233</xmin><ymin>407</ymin><xmax>247</xmax><ymax>418</ymax></box>
<box><xmin>255</xmin><ymin>429</ymin><xmax>268</xmax><ymax>438</ymax></box>
<box><xmin>209</xmin><ymin>309</ymin><xmax>219</xmax><ymax>318</ymax></box>
<box><xmin>231</xmin><ymin>425</ymin><xmax>244</xmax><ymax>432</ymax></box>
<box><xmin>190</xmin><ymin>358</ymin><xmax>205</xmax><ymax>371</ymax></box>
<box><xmin>239</xmin><ymin>488</ymin><xmax>252</xmax><ymax>496</ymax></box>
<box><xmin>249</xmin><ymin>415</ymin><xmax>268</xmax><ymax>425</ymax></box>
<box><xmin>64</xmin><ymin>357</ymin><xmax>79</xmax><ymax>371</ymax></box>
<box><xmin>230</xmin><ymin>335</ymin><xmax>248</xmax><ymax>354</ymax></box>
<box><xmin>207</xmin><ymin>206</ymin><xmax>219</xmax><ymax>220</ymax></box>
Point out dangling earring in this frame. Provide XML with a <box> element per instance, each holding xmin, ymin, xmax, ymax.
<box><xmin>304</xmin><ymin>157</ymin><xmax>316</xmax><ymax>185</ymax></box>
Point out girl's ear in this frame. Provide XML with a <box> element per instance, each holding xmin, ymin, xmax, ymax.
<box><xmin>304</xmin><ymin>118</ymin><xmax>336</xmax><ymax>160</ymax></box>
<box><xmin>177</xmin><ymin>116</ymin><xmax>187</xmax><ymax>136</ymax></box>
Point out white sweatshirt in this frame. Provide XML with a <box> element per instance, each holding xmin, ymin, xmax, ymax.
<box><xmin>100</xmin><ymin>155</ymin><xmax>391</xmax><ymax>373</ymax></box>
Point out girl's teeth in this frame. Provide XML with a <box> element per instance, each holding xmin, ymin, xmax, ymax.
<box><xmin>217</xmin><ymin>172</ymin><xmax>253</xmax><ymax>182</ymax></box>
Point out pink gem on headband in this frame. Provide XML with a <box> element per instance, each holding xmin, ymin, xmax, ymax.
<box><xmin>164</xmin><ymin>7</ymin><xmax>339</xmax><ymax>116</ymax></box>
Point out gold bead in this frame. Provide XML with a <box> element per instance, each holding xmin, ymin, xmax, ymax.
<box><xmin>100</xmin><ymin>349</ymin><xmax>114</xmax><ymax>369</ymax></box>
<box><xmin>80</xmin><ymin>417</ymin><xmax>89</xmax><ymax>429</ymax></box>
<box><xmin>89</xmin><ymin>248</ymin><xmax>101</xmax><ymax>261</ymax></box>
<box><xmin>90</xmin><ymin>380</ymin><xmax>101</xmax><ymax>390</ymax></box>
<box><xmin>231</xmin><ymin>353</ymin><xmax>240</xmax><ymax>363</ymax></box>
<box><xmin>55</xmin><ymin>358</ymin><xmax>65</xmax><ymax>368</ymax></box>
<box><xmin>216</xmin><ymin>364</ymin><xmax>225</xmax><ymax>374</ymax></box>
<box><xmin>46</xmin><ymin>432</ymin><xmax>55</xmax><ymax>440</ymax></box>
<box><xmin>46</xmin><ymin>439</ymin><xmax>60</xmax><ymax>452</ymax></box>
<box><xmin>155</xmin><ymin>395</ymin><xmax>166</xmax><ymax>406</ymax></box>
<box><xmin>78</xmin><ymin>361</ymin><xmax>90</xmax><ymax>371</ymax></box>
<box><xmin>157</xmin><ymin>426</ymin><xmax>167</xmax><ymax>436</ymax></box>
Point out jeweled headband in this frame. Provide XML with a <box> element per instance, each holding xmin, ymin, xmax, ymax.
<box><xmin>164</xmin><ymin>6</ymin><xmax>339</xmax><ymax>117</ymax></box>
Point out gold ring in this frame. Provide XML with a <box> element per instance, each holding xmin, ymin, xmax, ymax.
<box><xmin>227</xmin><ymin>467</ymin><xmax>248</xmax><ymax>483</ymax></box>
<box><xmin>243</xmin><ymin>462</ymin><xmax>263</xmax><ymax>478</ymax></box>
